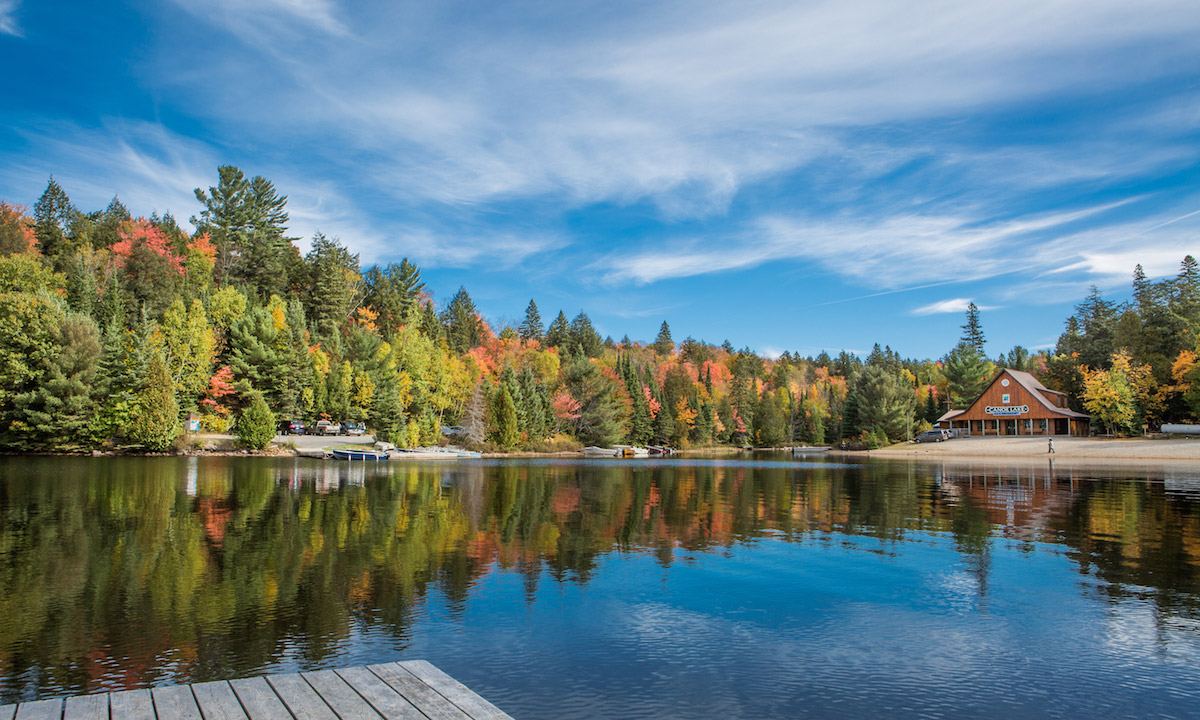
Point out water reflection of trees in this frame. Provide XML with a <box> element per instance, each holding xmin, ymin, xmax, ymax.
<box><xmin>1</xmin><ymin>456</ymin><xmax>1197</xmax><ymax>701</ymax></box>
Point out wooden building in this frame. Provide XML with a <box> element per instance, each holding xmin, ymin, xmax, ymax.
<box><xmin>936</xmin><ymin>368</ymin><xmax>1090</xmax><ymax>437</ymax></box>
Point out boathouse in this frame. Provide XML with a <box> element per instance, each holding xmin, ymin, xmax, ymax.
<box><xmin>936</xmin><ymin>368</ymin><xmax>1090</xmax><ymax>437</ymax></box>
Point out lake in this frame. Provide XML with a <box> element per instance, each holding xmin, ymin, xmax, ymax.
<box><xmin>1</xmin><ymin>455</ymin><xmax>1198</xmax><ymax>718</ymax></box>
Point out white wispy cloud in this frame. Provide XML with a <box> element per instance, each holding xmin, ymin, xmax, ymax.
<box><xmin>0</xmin><ymin>0</ymin><xmax>21</xmax><ymax>36</ymax></box>
<box><xmin>912</xmin><ymin>298</ymin><xmax>986</xmax><ymax>316</ymax></box>
<box><xmin>599</xmin><ymin>200</ymin><xmax>1133</xmax><ymax>287</ymax></box>
<box><xmin>157</xmin><ymin>0</ymin><xmax>1200</xmax><ymax>216</ymax></box>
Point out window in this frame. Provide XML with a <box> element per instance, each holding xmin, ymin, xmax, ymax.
<box><xmin>1002</xmin><ymin>393</ymin><xmax>1010</xmax><ymax>403</ymax></box>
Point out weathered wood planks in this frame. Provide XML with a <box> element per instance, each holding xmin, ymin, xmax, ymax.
<box><xmin>0</xmin><ymin>659</ymin><xmax>514</xmax><ymax>719</ymax></box>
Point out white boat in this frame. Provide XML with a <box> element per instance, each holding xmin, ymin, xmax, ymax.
<box><xmin>583</xmin><ymin>446</ymin><xmax>620</xmax><ymax>457</ymax></box>
<box><xmin>792</xmin><ymin>446</ymin><xmax>831</xmax><ymax>455</ymax></box>
<box><xmin>612</xmin><ymin>445</ymin><xmax>650</xmax><ymax>457</ymax></box>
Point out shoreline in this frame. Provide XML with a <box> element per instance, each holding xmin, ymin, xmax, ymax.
<box><xmin>850</xmin><ymin>436</ymin><xmax>1200</xmax><ymax>463</ymax></box>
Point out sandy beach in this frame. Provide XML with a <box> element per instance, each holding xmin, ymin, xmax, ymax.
<box><xmin>858</xmin><ymin>435</ymin><xmax>1200</xmax><ymax>462</ymax></box>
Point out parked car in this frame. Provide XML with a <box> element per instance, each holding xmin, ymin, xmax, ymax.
<box><xmin>278</xmin><ymin>419</ymin><xmax>306</xmax><ymax>435</ymax></box>
<box><xmin>342</xmin><ymin>421</ymin><xmax>366</xmax><ymax>436</ymax></box>
<box><xmin>914</xmin><ymin>429</ymin><xmax>947</xmax><ymax>443</ymax></box>
<box><xmin>308</xmin><ymin>420</ymin><xmax>341</xmax><ymax>436</ymax></box>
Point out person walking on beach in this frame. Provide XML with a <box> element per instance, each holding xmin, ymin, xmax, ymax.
<box><xmin>1048</xmin><ymin>437</ymin><xmax>1055</xmax><ymax>454</ymax></box>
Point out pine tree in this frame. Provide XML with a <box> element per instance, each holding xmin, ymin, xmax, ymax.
<box><xmin>193</xmin><ymin>166</ymin><xmax>295</xmax><ymax>296</ymax></box>
<box><xmin>305</xmin><ymin>233</ymin><xmax>362</xmax><ymax>338</ymax></box>
<box><xmin>653</xmin><ymin>321</ymin><xmax>674</xmax><ymax>355</ymax></box>
<box><xmin>519</xmin><ymin>299</ymin><xmax>544</xmax><ymax>342</ymax></box>
<box><xmin>363</xmin><ymin>259</ymin><xmax>425</xmax><ymax>337</ymax></box>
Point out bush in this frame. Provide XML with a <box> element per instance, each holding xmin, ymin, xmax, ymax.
<box><xmin>236</xmin><ymin>395</ymin><xmax>276</xmax><ymax>449</ymax></box>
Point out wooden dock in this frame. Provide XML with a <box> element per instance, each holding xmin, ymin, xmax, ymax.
<box><xmin>0</xmin><ymin>660</ymin><xmax>514</xmax><ymax>720</ymax></box>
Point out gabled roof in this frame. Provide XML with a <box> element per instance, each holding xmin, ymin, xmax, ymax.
<box><xmin>1002</xmin><ymin>369</ymin><xmax>1089</xmax><ymax>418</ymax></box>
<box><xmin>937</xmin><ymin>410</ymin><xmax>964</xmax><ymax>422</ymax></box>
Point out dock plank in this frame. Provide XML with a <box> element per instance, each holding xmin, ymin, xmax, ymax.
<box><xmin>63</xmin><ymin>693</ymin><xmax>108</xmax><ymax>720</ymax></box>
<box><xmin>299</xmin><ymin>671</ymin><xmax>381</xmax><ymax>720</ymax></box>
<box><xmin>265</xmin><ymin>674</ymin><xmax>338</xmax><ymax>720</ymax></box>
<box><xmin>334</xmin><ymin>667</ymin><xmax>423</xmax><ymax>720</ymax></box>
<box><xmin>398</xmin><ymin>661</ymin><xmax>513</xmax><ymax>720</ymax></box>
<box><xmin>366</xmin><ymin>664</ymin><xmax>471</xmax><ymax>720</ymax></box>
<box><xmin>152</xmin><ymin>685</ymin><xmax>203</xmax><ymax>720</ymax></box>
<box><xmin>228</xmin><ymin>677</ymin><xmax>293</xmax><ymax>720</ymax></box>
<box><xmin>192</xmin><ymin>681</ymin><xmax>249</xmax><ymax>720</ymax></box>
<box><xmin>13</xmin><ymin>699</ymin><xmax>62</xmax><ymax>720</ymax></box>
<box><xmin>109</xmin><ymin>689</ymin><xmax>155</xmax><ymax>720</ymax></box>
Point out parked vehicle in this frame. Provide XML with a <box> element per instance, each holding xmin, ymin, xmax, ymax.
<box><xmin>342</xmin><ymin>421</ymin><xmax>366</xmax><ymax>436</ymax></box>
<box><xmin>308</xmin><ymin>420</ymin><xmax>341</xmax><ymax>436</ymax></box>
<box><xmin>278</xmin><ymin>419</ymin><xmax>306</xmax><ymax>435</ymax></box>
<box><xmin>914</xmin><ymin>429</ymin><xmax>947</xmax><ymax>443</ymax></box>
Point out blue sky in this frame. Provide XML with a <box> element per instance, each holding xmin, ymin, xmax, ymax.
<box><xmin>2</xmin><ymin>0</ymin><xmax>1198</xmax><ymax>360</ymax></box>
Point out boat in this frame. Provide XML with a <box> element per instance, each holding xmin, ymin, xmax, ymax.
<box><xmin>792</xmin><ymin>446</ymin><xmax>831</xmax><ymax>455</ymax></box>
<box><xmin>612</xmin><ymin>445</ymin><xmax>650</xmax><ymax>457</ymax></box>
<box><xmin>329</xmin><ymin>446</ymin><xmax>391</xmax><ymax>461</ymax></box>
<box><xmin>583</xmin><ymin>446</ymin><xmax>620</xmax><ymax>457</ymax></box>
<box><xmin>646</xmin><ymin>445</ymin><xmax>675</xmax><ymax>455</ymax></box>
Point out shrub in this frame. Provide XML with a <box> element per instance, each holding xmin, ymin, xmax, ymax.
<box><xmin>236</xmin><ymin>395</ymin><xmax>276</xmax><ymax>449</ymax></box>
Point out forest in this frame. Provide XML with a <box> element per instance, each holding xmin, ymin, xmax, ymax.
<box><xmin>0</xmin><ymin>167</ymin><xmax>1198</xmax><ymax>452</ymax></box>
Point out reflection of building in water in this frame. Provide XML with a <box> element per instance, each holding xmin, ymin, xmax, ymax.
<box><xmin>933</xmin><ymin>460</ymin><xmax>1080</xmax><ymax>542</ymax></box>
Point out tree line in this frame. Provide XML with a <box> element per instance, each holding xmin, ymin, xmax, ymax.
<box><xmin>0</xmin><ymin>170</ymin><xmax>1197</xmax><ymax>452</ymax></box>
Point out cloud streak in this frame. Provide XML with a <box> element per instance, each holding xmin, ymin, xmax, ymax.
<box><xmin>0</xmin><ymin>0</ymin><xmax>20</xmax><ymax>36</ymax></box>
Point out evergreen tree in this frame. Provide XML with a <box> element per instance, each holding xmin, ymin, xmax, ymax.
<box><xmin>33</xmin><ymin>176</ymin><xmax>76</xmax><ymax>260</ymax></box>
<box><xmin>491</xmin><ymin>386</ymin><xmax>520</xmax><ymax>449</ymax></box>
<box><xmin>519</xmin><ymin>299</ymin><xmax>544</xmax><ymax>342</ymax></box>
<box><xmin>545</xmin><ymin>311</ymin><xmax>570</xmax><ymax>348</ymax></box>
<box><xmin>441</xmin><ymin>286</ymin><xmax>481</xmax><ymax>353</ymax></box>
<box><xmin>370</xmin><ymin>380</ymin><xmax>404</xmax><ymax>443</ymax></box>
<box><xmin>128</xmin><ymin>351</ymin><xmax>179</xmax><ymax>451</ymax></box>
<box><xmin>305</xmin><ymin>233</ymin><xmax>361</xmax><ymax>338</ymax></box>
<box><xmin>943</xmin><ymin>341</ymin><xmax>993</xmax><ymax>407</ymax></box>
<box><xmin>562</xmin><ymin>353</ymin><xmax>626</xmax><ymax>446</ymax></box>
<box><xmin>569</xmin><ymin>311</ymin><xmax>602</xmax><ymax>357</ymax></box>
<box><xmin>363</xmin><ymin>259</ymin><xmax>424</xmax><ymax>337</ymax></box>
<box><xmin>653</xmin><ymin>321</ymin><xmax>675</xmax><ymax>355</ymax></box>
<box><xmin>850</xmin><ymin>364</ymin><xmax>915</xmax><ymax>441</ymax></box>
<box><xmin>193</xmin><ymin>166</ymin><xmax>296</xmax><ymax>296</ymax></box>
<box><xmin>960</xmin><ymin>302</ymin><xmax>986</xmax><ymax>354</ymax></box>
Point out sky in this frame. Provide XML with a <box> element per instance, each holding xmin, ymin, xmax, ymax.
<box><xmin>1</xmin><ymin>0</ymin><xmax>1198</xmax><ymax>360</ymax></box>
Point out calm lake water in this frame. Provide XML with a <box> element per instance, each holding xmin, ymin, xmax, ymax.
<box><xmin>1</xmin><ymin>455</ymin><xmax>1199</xmax><ymax>718</ymax></box>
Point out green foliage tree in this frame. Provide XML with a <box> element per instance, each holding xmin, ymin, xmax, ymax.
<box><xmin>569</xmin><ymin>311</ymin><xmax>602</xmax><ymax>358</ymax></box>
<box><xmin>363</xmin><ymin>258</ymin><xmax>424</xmax><ymax>337</ymax></box>
<box><xmin>236</xmin><ymin>394</ymin><xmax>277</xmax><ymax>449</ymax></box>
<box><xmin>490</xmin><ymin>385</ymin><xmax>520</xmax><ymax>449</ymax></box>
<box><xmin>850</xmin><ymin>364</ymin><xmax>916</xmax><ymax>441</ymax></box>
<box><xmin>305</xmin><ymin>233</ymin><xmax>362</xmax><ymax>338</ymax></box>
<box><xmin>563</xmin><ymin>353</ymin><xmax>626</xmax><ymax>446</ymax></box>
<box><xmin>128</xmin><ymin>351</ymin><xmax>180</xmax><ymax>451</ymax></box>
<box><xmin>943</xmin><ymin>341</ymin><xmax>993</xmax><ymax>408</ymax></box>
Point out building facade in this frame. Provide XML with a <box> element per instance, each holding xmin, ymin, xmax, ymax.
<box><xmin>936</xmin><ymin>368</ymin><xmax>1090</xmax><ymax>437</ymax></box>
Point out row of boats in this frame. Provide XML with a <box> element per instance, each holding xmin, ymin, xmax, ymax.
<box><xmin>582</xmin><ymin>445</ymin><xmax>675</xmax><ymax>458</ymax></box>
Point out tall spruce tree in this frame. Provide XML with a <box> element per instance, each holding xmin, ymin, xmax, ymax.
<box><xmin>519</xmin><ymin>299</ymin><xmax>544</xmax><ymax>342</ymax></box>
<box><xmin>960</xmin><ymin>302</ymin><xmax>986</xmax><ymax>355</ymax></box>
<box><xmin>441</xmin><ymin>286</ymin><xmax>481</xmax><ymax>353</ymax></box>
<box><xmin>653</xmin><ymin>321</ymin><xmax>675</xmax><ymax>355</ymax></box>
